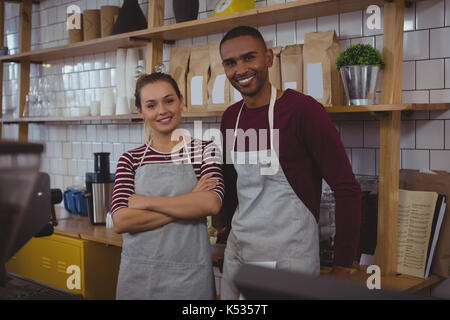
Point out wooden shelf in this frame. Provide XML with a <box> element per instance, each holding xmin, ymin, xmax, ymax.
<box><xmin>150</xmin><ymin>0</ymin><xmax>385</xmax><ymax>41</ymax></box>
<box><xmin>0</xmin><ymin>29</ymin><xmax>151</xmax><ymax>63</ymax></box>
<box><xmin>0</xmin><ymin>0</ymin><xmax>429</xmax><ymax>64</ymax></box>
<box><xmin>1</xmin><ymin>103</ymin><xmax>449</xmax><ymax>123</ymax></box>
<box><xmin>0</xmin><ymin>110</ymin><xmax>225</xmax><ymax>123</ymax></box>
<box><xmin>0</xmin><ymin>0</ymin><xmax>415</xmax><ymax>63</ymax></box>
<box><xmin>326</xmin><ymin>103</ymin><xmax>450</xmax><ymax>113</ymax></box>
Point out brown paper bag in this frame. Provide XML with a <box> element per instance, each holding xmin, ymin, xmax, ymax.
<box><xmin>100</xmin><ymin>6</ymin><xmax>119</xmax><ymax>37</ymax></box>
<box><xmin>83</xmin><ymin>10</ymin><xmax>101</xmax><ymax>41</ymax></box>
<box><xmin>68</xmin><ymin>13</ymin><xmax>83</xmax><ymax>43</ymax></box>
<box><xmin>269</xmin><ymin>47</ymin><xmax>282</xmax><ymax>90</ymax></box>
<box><xmin>207</xmin><ymin>42</ymin><xmax>230</xmax><ymax>111</ymax></box>
<box><xmin>280</xmin><ymin>44</ymin><xmax>303</xmax><ymax>92</ymax></box>
<box><xmin>169</xmin><ymin>46</ymin><xmax>191</xmax><ymax>108</ymax></box>
<box><xmin>187</xmin><ymin>44</ymin><xmax>210</xmax><ymax>112</ymax></box>
<box><xmin>303</xmin><ymin>30</ymin><xmax>344</xmax><ymax>106</ymax></box>
<box><xmin>228</xmin><ymin>83</ymin><xmax>242</xmax><ymax>105</ymax></box>
<box><xmin>399</xmin><ymin>169</ymin><xmax>450</xmax><ymax>278</ymax></box>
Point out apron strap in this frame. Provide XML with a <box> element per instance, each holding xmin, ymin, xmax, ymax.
<box><xmin>138</xmin><ymin>134</ymin><xmax>191</xmax><ymax>170</ymax></box>
<box><xmin>232</xmin><ymin>85</ymin><xmax>278</xmax><ymax>153</ymax></box>
<box><xmin>138</xmin><ymin>143</ymin><xmax>150</xmax><ymax>170</ymax></box>
<box><xmin>182</xmin><ymin>135</ymin><xmax>192</xmax><ymax>164</ymax></box>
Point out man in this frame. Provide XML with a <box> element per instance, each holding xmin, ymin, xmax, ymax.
<box><xmin>219</xmin><ymin>26</ymin><xmax>361</xmax><ymax>299</ymax></box>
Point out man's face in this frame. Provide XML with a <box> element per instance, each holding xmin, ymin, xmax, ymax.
<box><xmin>220</xmin><ymin>35</ymin><xmax>273</xmax><ymax>98</ymax></box>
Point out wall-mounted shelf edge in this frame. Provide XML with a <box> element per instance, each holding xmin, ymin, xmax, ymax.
<box><xmin>1</xmin><ymin>103</ymin><xmax>448</xmax><ymax>124</ymax></box>
<box><xmin>0</xmin><ymin>0</ymin><xmax>392</xmax><ymax>63</ymax></box>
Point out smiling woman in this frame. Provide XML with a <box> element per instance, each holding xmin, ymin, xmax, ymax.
<box><xmin>110</xmin><ymin>72</ymin><xmax>224</xmax><ymax>300</ymax></box>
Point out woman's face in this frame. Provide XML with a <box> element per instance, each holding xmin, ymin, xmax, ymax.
<box><xmin>138</xmin><ymin>81</ymin><xmax>183</xmax><ymax>136</ymax></box>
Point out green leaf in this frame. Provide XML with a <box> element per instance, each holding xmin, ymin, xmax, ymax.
<box><xmin>336</xmin><ymin>43</ymin><xmax>385</xmax><ymax>69</ymax></box>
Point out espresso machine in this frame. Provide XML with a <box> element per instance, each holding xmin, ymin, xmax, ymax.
<box><xmin>85</xmin><ymin>153</ymin><xmax>115</xmax><ymax>225</ymax></box>
<box><xmin>0</xmin><ymin>141</ymin><xmax>62</xmax><ymax>295</ymax></box>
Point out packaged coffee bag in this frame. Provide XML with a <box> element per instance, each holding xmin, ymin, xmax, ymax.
<box><xmin>303</xmin><ymin>30</ymin><xmax>344</xmax><ymax>106</ymax></box>
<box><xmin>269</xmin><ymin>47</ymin><xmax>282</xmax><ymax>90</ymax></box>
<box><xmin>229</xmin><ymin>84</ymin><xmax>243</xmax><ymax>104</ymax></box>
<box><xmin>187</xmin><ymin>44</ymin><xmax>210</xmax><ymax>112</ymax></box>
<box><xmin>280</xmin><ymin>44</ymin><xmax>303</xmax><ymax>92</ymax></box>
<box><xmin>208</xmin><ymin>42</ymin><xmax>230</xmax><ymax>111</ymax></box>
<box><xmin>169</xmin><ymin>46</ymin><xmax>191</xmax><ymax>108</ymax></box>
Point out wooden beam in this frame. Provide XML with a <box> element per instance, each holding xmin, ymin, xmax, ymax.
<box><xmin>376</xmin><ymin>0</ymin><xmax>405</xmax><ymax>276</ymax></box>
<box><xmin>145</xmin><ymin>0</ymin><xmax>164</xmax><ymax>73</ymax></box>
<box><xmin>18</xmin><ymin>0</ymin><xmax>31</xmax><ymax>142</ymax></box>
<box><xmin>0</xmin><ymin>1</ymin><xmax>4</xmax><ymax>140</ymax></box>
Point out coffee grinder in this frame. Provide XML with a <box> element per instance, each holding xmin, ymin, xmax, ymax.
<box><xmin>85</xmin><ymin>152</ymin><xmax>115</xmax><ymax>225</ymax></box>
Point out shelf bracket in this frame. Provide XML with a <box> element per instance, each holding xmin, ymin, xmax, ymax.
<box><xmin>129</xmin><ymin>37</ymin><xmax>176</xmax><ymax>45</ymax></box>
<box><xmin>129</xmin><ymin>36</ymin><xmax>152</xmax><ymax>43</ymax></box>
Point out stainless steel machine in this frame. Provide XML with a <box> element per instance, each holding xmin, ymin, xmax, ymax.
<box><xmin>0</xmin><ymin>141</ymin><xmax>61</xmax><ymax>296</ymax></box>
<box><xmin>85</xmin><ymin>152</ymin><xmax>115</xmax><ymax>225</ymax></box>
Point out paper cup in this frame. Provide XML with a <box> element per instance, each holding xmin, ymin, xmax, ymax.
<box><xmin>100</xmin><ymin>89</ymin><xmax>115</xmax><ymax>116</ymax></box>
<box><xmin>116</xmin><ymin>96</ymin><xmax>130</xmax><ymax>115</ymax></box>
<box><xmin>79</xmin><ymin>107</ymin><xmax>90</xmax><ymax>117</ymax></box>
<box><xmin>90</xmin><ymin>101</ymin><xmax>101</xmax><ymax>116</ymax></box>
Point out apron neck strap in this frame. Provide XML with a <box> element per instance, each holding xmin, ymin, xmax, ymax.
<box><xmin>138</xmin><ymin>135</ymin><xmax>192</xmax><ymax>170</ymax></box>
<box><xmin>233</xmin><ymin>85</ymin><xmax>278</xmax><ymax>152</ymax></box>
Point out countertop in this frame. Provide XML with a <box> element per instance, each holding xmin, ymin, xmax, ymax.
<box><xmin>53</xmin><ymin>208</ymin><xmax>442</xmax><ymax>294</ymax></box>
<box><xmin>53</xmin><ymin>208</ymin><xmax>226</xmax><ymax>263</ymax></box>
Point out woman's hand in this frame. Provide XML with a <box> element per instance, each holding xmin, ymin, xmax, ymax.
<box><xmin>192</xmin><ymin>174</ymin><xmax>219</xmax><ymax>193</ymax></box>
<box><xmin>128</xmin><ymin>194</ymin><xmax>150</xmax><ymax>210</ymax></box>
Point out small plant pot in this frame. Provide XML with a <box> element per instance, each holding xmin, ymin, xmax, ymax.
<box><xmin>339</xmin><ymin>65</ymin><xmax>380</xmax><ymax>106</ymax></box>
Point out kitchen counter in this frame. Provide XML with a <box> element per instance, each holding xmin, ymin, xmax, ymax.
<box><xmin>53</xmin><ymin>208</ymin><xmax>441</xmax><ymax>294</ymax></box>
<box><xmin>53</xmin><ymin>208</ymin><xmax>226</xmax><ymax>263</ymax></box>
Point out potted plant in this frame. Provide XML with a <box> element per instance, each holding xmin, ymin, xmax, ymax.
<box><xmin>336</xmin><ymin>43</ymin><xmax>385</xmax><ymax>106</ymax></box>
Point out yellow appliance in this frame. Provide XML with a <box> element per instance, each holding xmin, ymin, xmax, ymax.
<box><xmin>6</xmin><ymin>234</ymin><xmax>121</xmax><ymax>300</ymax></box>
<box><xmin>213</xmin><ymin>0</ymin><xmax>255</xmax><ymax>16</ymax></box>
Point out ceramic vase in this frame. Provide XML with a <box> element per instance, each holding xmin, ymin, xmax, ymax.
<box><xmin>111</xmin><ymin>0</ymin><xmax>147</xmax><ymax>35</ymax></box>
<box><xmin>173</xmin><ymin>0</ymin><xmax>199</xmax><ymax>23</ymax></box>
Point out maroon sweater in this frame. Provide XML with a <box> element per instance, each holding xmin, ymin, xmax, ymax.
<box><xmin>220</xmin><ymin>89</ymin><xmax>361</xmax><ymax>268</ymax></box>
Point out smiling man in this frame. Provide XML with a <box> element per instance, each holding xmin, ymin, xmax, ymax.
<box><xmin>218</xmin><ymin>26</ymin><xmax>362</xmax><ymax>299</ymax></box>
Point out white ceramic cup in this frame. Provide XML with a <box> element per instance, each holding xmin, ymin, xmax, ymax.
<box><xmin>116</xmin><ymin>96</ymin><xmax>130</xmax><ymax>115</ymax></box>
<box><xmin>90</xmin><ymin>100</ymin><xmax>101</xmax><ymax>116</ymax></box>
<box><xmin>100</xmin><ymin>88</ymin><xmax>115</xmax><ymax>116</ymax></box>
<box><xmin>79</xmin><ymin>107</ymin><xmax>90</xmax><ymax>117</ymax></box>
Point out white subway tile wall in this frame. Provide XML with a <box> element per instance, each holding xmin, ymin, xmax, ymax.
<box><xmin>1</xmin><ymin>0</ymin><xmax>450</xmax><ymax>192</ymax></box>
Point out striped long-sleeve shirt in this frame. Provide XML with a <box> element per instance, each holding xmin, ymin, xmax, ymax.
<box><xmin>110</xmin><ymin>139</ymin><xmax>224</xmax><ymax>214</ymax></box>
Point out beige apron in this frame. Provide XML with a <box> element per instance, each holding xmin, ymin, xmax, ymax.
<box><xmin>116</xmin><ymin>140</ymin><xmax>215</xmax><ymax>300</ymax></box>
<box><xmin>221</xmin><ymin>86</ymin><xmax>320</xmax><ymax>299</ymax></box>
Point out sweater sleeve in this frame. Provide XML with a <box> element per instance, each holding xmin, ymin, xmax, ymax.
<box><xmin>297</xmin><ymin>96</ymin><xmax>362</xmax><ymax>268</ymax></box>
<box><xmin>110</xmin><ymin>152</ymin><xmax>135</xmax><ymax>215</ymax></box>
<box><xmin>200</xmin><ymin>141</ymin><xmax>225</xmax><ymax>203</ymax></box>
<box><xmin>219</xmin><ymin>111</ymin><xmax>239</xmax><ymax>233</ymax></box>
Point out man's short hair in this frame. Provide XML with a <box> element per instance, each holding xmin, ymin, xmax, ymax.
<box><xmin>220</xmin><ymin>26</ymin><xmax>267</xmax><ymax>51</ymax></box>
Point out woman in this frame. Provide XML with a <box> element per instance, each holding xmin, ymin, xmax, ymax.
<box><xmin>110</xmin><ymin>73</ymin><xmax>224</xmax><ymax>300</ymax></box>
